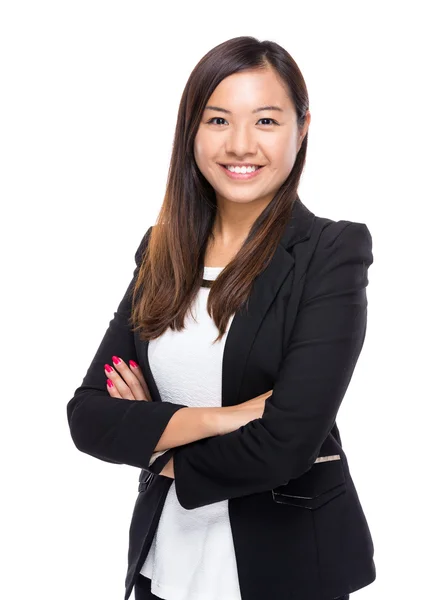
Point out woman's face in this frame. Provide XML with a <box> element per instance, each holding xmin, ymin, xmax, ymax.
<box><xmin>194</xmin><ymin>66</ymin><xmax>310</xmax><ymax>211</ymax></box>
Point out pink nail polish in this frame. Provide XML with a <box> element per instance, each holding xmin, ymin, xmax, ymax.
<box><xmin>129</xmin><ymin>360</ymin><xmax>139</xmax><ymax>368</ymax></box>
<box><xmin>105</xmin><ymin>364</ymin><xmax>113</xmax><ymax>373</ymax></box>
<box><xmin>107</xmin><ymin>379</ymin><xmax>114</xmax><ymax>387</ymax></box>
<box><xmin>112</xmin><ymin>355</ymin><xmax>121</xmax><ymax>365</ymax></box>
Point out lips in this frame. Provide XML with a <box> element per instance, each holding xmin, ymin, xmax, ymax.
<box><xmin>218</xmin><ymin>163</ymin><xmax>265</xmax><ymax>180</ymax></box>
<box><xmin>220</xmin><ymin>164</ymin><xmax>262</xmax><ymax>169</ymax></box>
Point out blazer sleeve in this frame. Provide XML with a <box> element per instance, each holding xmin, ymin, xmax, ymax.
<box><xmin>168</xmin><ymin>221</ymin><xmax>373</xmax><ymax>509</ymax></box>
<box><xmin>66</xmin><ymin>226</ymin><xmax>188</xmax><ymax>470</ymax></box>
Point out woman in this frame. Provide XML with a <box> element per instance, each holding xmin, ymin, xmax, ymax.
<box><xmin>67</xmin><ymin>36</ymin><xmax>376</xmax><ymax>600</ymax></box>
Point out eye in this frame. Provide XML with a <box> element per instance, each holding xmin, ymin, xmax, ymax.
<box><xmin>206</xmin><ymin>117</ymin><xmax>228</xmax><ymax>126</ymax></box>
<box><xmin>258</xmin><ymin>118</ymin><xmax>279</xmax><ymax>126</ymax></box>
<box><xmin>206</xmin><ymin>117</ymin><xmax>279</xmax><ymax>126</ymax></box>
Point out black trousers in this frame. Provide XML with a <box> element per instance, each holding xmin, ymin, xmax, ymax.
<box><xmin>134</xmin><ymin>573</ymin><xmax>350</xmax><ymax>600</ymax></box>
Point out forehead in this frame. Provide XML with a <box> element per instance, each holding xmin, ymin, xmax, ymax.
<box><xmin>205</xmin><ymin>68</ymin><xmax>292</xmax><ymax>112</ymax></box>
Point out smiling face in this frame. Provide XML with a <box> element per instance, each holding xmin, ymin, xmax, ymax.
<box><xmin>194</xmin><ymin>66</ymin><xmax>309</xmax><ymax>212</ymax></box>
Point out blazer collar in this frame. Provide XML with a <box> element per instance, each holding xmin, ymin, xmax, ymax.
<box><xmin>143</xmin><ymin>196</ymin><xmax>316</xmax><ymax>408</ymax></box>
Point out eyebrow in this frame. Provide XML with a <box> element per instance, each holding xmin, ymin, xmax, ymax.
<box><xmin>204</xmin><ymin>104</ymin><xmax>283</xmax><ymax>114</ymax></box>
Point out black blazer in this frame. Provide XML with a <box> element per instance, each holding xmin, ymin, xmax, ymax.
<box><xmin>67</xmin><ymin>198</ymin><xmax>376</xmax><ymax>600</ymax></box>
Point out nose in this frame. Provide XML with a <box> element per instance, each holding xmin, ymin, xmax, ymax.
<box><xmin>225</xmin><ymin>124</ymin><xmax>258</xmax><ymax>159</ymax></box>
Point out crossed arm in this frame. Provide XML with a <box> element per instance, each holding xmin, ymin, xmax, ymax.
<box><xmin>67</xmin><ymin>221</ymin><xmax>373</xmax><ymax>510</ymax></box>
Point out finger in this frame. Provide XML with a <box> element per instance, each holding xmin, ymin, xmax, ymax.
<box><xmin>111</xmin><ymin>355</ymin><xmax>148</xmax><ymax>401</ymax></box>
<box><xmin>106</xmin><ymin>378</ymin><xmax>123</xmax><ymax>398</ymax></box>
<box><xmin>128</xmin><ymin>360</ymin><xmax>152</xmax><ymax>401</ymax></box>
<box><xmin>105</xmin><ymin>362</ymin><xmax>136</xmax><ymax>400</ymax></box>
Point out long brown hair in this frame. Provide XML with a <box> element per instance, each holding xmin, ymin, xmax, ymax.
<box><xmin>130</xmin><ymin>36</ymin><xmax>310</xmax><ymax>344</ymax></box>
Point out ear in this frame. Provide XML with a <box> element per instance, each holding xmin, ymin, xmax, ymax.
<box><xmin>297</xmin><ymin>110</ymin><xmax>311</xmax><ymax>152</ymax></box>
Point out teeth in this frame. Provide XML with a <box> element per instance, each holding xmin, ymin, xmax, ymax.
<box><xmin>226</xmin><ymin>165</ymin><xmax>259</xmax><ymax>174</ymax></box>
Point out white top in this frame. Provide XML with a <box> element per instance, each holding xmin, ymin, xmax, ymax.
<box><xmin>140</xmin><ymin>266</ymin><xmax>242</xmax><ymax>600</ymax></box>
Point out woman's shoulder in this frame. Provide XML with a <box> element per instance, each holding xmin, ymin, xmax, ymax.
<box><xmin>303</xmin><ymin>214</ymin><xmax>373</xmax><ymax>274</ymax></box>
<box><xmin>314</xmin><ymin>216</ymin><xmax>372</xmax><ymax>253</ymax></box>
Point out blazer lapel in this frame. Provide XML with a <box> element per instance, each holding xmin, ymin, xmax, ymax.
<box><xmin>140</xmin><ymin>197</ymin><xmax>315</xmax><ymax>408</ymax></box>
<box><xmin>222</xmin><ymin>197</ymin><xmax>315</xmax><ymax>407</ymax></box>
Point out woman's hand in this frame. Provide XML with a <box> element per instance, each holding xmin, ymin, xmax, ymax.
<box><xmin>215</xmin><ymin>389</ymin><xmax>273</xmax><ymax>436</ymax></box>
<box><xmin>105</xmin><ymin>355</ymin><xmax>152</xmax><ymax>401</ymax></box>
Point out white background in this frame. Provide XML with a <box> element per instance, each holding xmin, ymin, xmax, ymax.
<box><xmin>1</xmin><ymin>1</ymin><xmax>438</xmax><ymax>598</ymax></box>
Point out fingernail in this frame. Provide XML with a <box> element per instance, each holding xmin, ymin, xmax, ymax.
<box><xmin>112</xmin><ymin>355</ymin><xmax>121</xmax><ymax>365</ymax></box>
<box><xmin>104</xmin><ymin>364</ymin><xmax>114</xmax><ymax>373</ymax></box>
<box><xmin>129</xmin><ymin>360</ymin><xmax>139</xmax><ymax>368</ymax></box>
<box><xmin>107</xmin><ymin>379</ymin><xmax>114</xmax><ymax>387</ymax></box>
